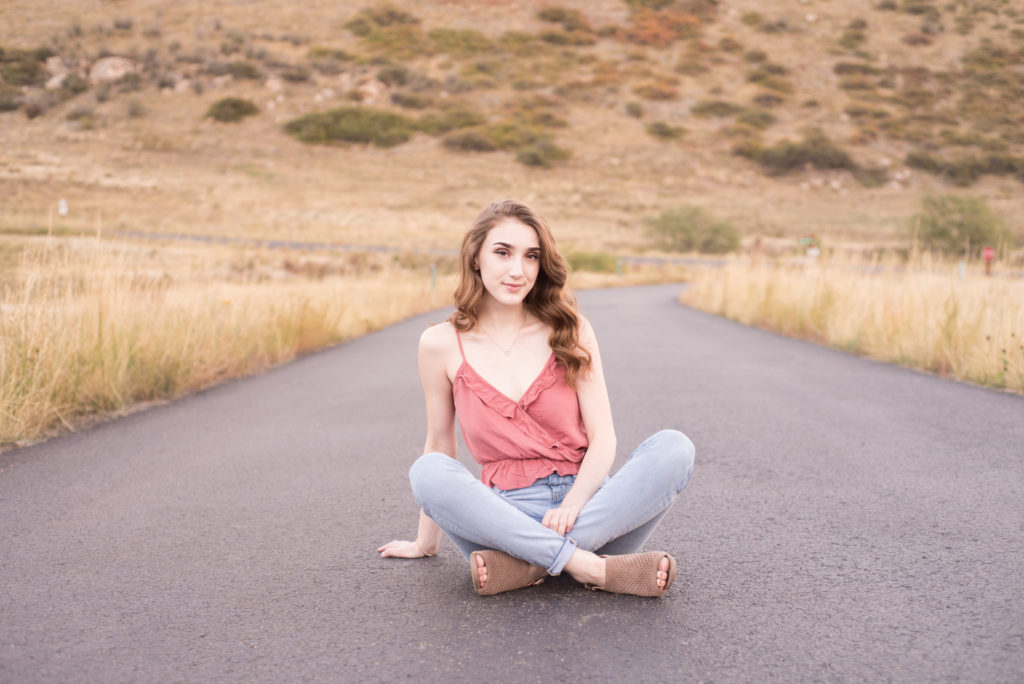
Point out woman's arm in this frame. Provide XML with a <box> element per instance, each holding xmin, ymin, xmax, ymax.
<box><xmin>378</xmin><ymin>324</ymin><xmax>458</xmax><ymax>559</ymax></box>
<box><xmin>541</xmin><ymin>316</ymin><xmax>617</xmax><ymax>536</ymax></box>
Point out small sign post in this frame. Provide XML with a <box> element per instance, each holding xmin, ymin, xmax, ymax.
<box><xmin>982</xmin><ymin>246</ymin><xmax>995</xmax><ymax>277</ymax></box>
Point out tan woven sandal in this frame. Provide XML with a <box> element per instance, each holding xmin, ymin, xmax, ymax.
<box><xmin>470</xmin><ymin>550</ymin><xmax>547</xmax><ymax>596</ymax></box>
<box><xmin>589</xmin><ymin>551</ymin><xmax>677</xmax><ymax>597</ymax></box>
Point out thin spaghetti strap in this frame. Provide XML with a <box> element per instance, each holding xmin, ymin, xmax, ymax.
<box><xmin>454</xmin><ymin>328</ymin><xmax>467</xmax><ymax>362</ymax></box>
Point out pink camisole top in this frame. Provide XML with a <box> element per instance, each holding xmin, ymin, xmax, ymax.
<box><xmin>452</xmin><ymin>330</ymin><xmax>589</xmax><ymax>490</ymax></box>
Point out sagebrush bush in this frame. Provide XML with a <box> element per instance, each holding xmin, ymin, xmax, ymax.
<box><xmin>515</xmin><ymin>139</ymin><xmax>570</xmax><ymax>168</ymax></box>
<box><xmin>206</xmin><ymin>97</ymin><xmax>259</xmax><ymax>122</ymax></box>
<box><xmin>691</xmin><ymin>100</ymin><xmax>744</xmax><ymax>117</ymax></box>
<box><xmin>417</xmin><ymin>103</ymin><xmax>486</xmax><ymax>135</ymax></box>
<box><xmin>737</xmin><ymin>109</ymin><xmax>776</xmax><ymax>129</ymax></box>
<box><xmin>0</xmin><ymin>47</ymin><xmax>51</xmax><ymax>87</ymax></box>
<box><xmin>284</xmin><ymin>107</ymin><xmax>414</xmax><ymax>147</ymax></box>
<box><xmin>633</xmin><ymin>82</ymin><xmax>678</xmax><ymax>100</ymax></box>
<box><xmin>625</xmin><ymin>101</ymin><xmax>644</xmax><ymax>118</ymax></box>
<box><xmin>228</xmin><ymin>61</ymin><xmax>262</xmax><ymax>80</ymax></box>
<box><xmin>649</xmin><ymin>206</ymin><xmax>739</xmax><ymax>254</ymax></box>
<box><xmin>646</xmin><ymin>121</ymin><xmax>685</xmax><ymax>139</ymax></box>
<box><xmin>746</xmin><ymin>68</ymin><xmax>794</xmax><ymax>93</ymax></box>
<box><xmin>741</xmin><ymin>132</ymin><xmax>857</xmax><ymax>175</ymax></box>
<box><xmin>442</xmin><ymin>128</ymin><xmax>497</xmax><ymax>152</ymax></box>
<box><xmin>0</xmin><ymin>85</ymin><xmax>22</xmax><ymax>112</ymax></box>
<box><xmin>906</xmin><ymin>151</ymin><xmax>1024</xmax><ymax>186</ymax></box>
<box><xmin>428</xmin><ymin>28</ymin><xmax>494</xmax><ymax>57</ymax></box>
<box><xmin>390</xmin><ymin>92</ymin><xmax>433</xmax><ymax>109</ymax></box>
<box><xmin>912</xmin><ymin>194</ymin><xmax>1013</xmax><ymax>257</ymax></box>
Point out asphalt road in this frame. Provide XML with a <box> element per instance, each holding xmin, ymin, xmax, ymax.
<box><xmin>2</xmin><ymin>283</ymin><xmax>1022</xmax><ymax>682</ymax></box>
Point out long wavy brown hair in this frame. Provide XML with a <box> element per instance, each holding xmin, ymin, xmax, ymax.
<box><xmin>449</xmin><ymin>200</ymin><xmax>592</xmax><ymax>387</ymax></box>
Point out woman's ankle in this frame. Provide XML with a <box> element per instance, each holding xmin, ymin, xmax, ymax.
<box><xmin>564</xmin><ymin>549</ymin><xmax>606</xmax><ymax>586</ymax></box>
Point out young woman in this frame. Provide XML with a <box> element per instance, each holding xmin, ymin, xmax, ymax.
<box><xmin>377</xmin><ymin>200</ymin><xmax>694</xmax><ymax>597</ymax></box>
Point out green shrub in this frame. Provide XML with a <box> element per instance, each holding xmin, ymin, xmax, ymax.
<box><xmin>744</xmin><ymin>49</ymin><xmax>767</xmax><ymax>63</ymax></box>
<box><xmin>228</xmin><ymin>61</ymin><xmax>262</xmax><ymax>80</ymax></box>
<box><xmin>0</xmin><ymin>85</ymin><xmax>22</xmax><ymax>112</ymax></box>
<box><xmin>752</xmin><ymin>92</ymin><xmax>784</xmax><ymax>107</ymax></box>
<box><xmin>538</xmin><ymin>7</ymin><xmax>571</xmax><ymax>23</ymax></box>
<box><xmin>742</xmin><ymin>132</ymin><xmax>856</xmax><ymax>175</ymax></box>
<box><xmin>539</xmin><ymin>29</ymin><xmax>596</xmax><ymax>46</ymax></box>
<box><xmin>912</xmin><ymin>194</ymin><xmax>1012</xmax><ymax>257</ymax></box>
<box><xmin>741</xmin><ymin>12</ymin><xmax>762</xmax><ymax>26</ymax></box>
<box><xmin>0</xmin><ymin>48</ymin><xmax>49</xmax><ymax>87</ymax></box>
<box><xmin>486</xmin><ymin>121</ymin><xmax>546</xmax><ymax>150</ymax></box>
<box><xmin>737</xmin><ymin>109</ymin><xmax>776</xmax><ymax>128</ymax></box>
<box><xmin>834</xmin><ymin>62</ymin><xmax>881</xmax><ymax>76</ymax></box>
<box><xmin>646</xmin><ymin>121</ymin><xmax>685</xmax><ymax>139</ymax></box>
<box><xmin>391</xmin><ymin>92</ymin><xmax>433</xmax><ymax>109</ymax></box>
<box><xmin>307</xmin><ymin>46</ymin><xmax>352</xmax><ymax>61</ymax></box>
<box><xmin>280</xmin><ymin>64</ymin><xmax>310</xmax><ymax>83</ymax></box>
<box><xmin>344</xmin><ymin>5</ymin><xmax>420</xmax><ymax>36</ymax></box>
<box><xmin>515</xmin><ymin>139</ymin><xmax>570</xmax><ymax>168</ymax></box>
<box><xmin>566</xmin><ymin>250</ymin><xmax>617</xmax><ymax>273</ymax></box>
<box><xmin>349</xmin><ymin>13</ymin><xmax>432</xmax><ymax>59</ymax></box>
<box><xmin>905</xmin><ymin>151</ymin><xmax>1024</xmax><ymax>186</ymax></box>
<box><xmin>206</xmin><ymin>97</ymin><xmax>259</xmax><ymax>122</ymax></box>
<box><xmin>625</xmin><ymin>101</ymin><xmax>644</xmax><ymax>118</ymax></box>
<box><xmin>633</xmin><ymin>82</ymin><xmax>678</xmax><ymax>100</ymax></box>
<box><xmin>428</xmin><ymin>28</ymin><xmax>494</xmax><ymax>57</ymax></box>
<box><xmin>284</xmin><ymin>106</ymin><xmax>414</xmax><ymax>147</ymax></box>
<box><xmin>691</xmin><ymin>100</ymin><xmax>744</xmax><ymax>117</ymax></box>
<box><xmin>839</xmin><ymin>29</ymin><xmax>866</xmax><ymax>49</ymax></box>
<box><xmin>442</xmin><ymin>128</ymin><xmax>497</xmax><ymax>152</ymax></box>
<box><xmin>718</xmin><ymin>37</ymin><xmax>743</xmax><ymax>53</ymax></box>
<box><xmin>417</xmin><ymin>102</ymin><xmax>486</xmax><ymax>135</ymax></box>
<box><xmin>649</xmin><ymin>206</ymin><xmax>739</xmax><ymax>254</ymax></box>
<box><xmin>377</xmin><ymin>66</ymin><xmax>409</xmax><ymax>86</ymax></box>
<box><xmin>746</xmin><ymin>68</ymin><xmax>794</xmax><ymax>93</ymax></box>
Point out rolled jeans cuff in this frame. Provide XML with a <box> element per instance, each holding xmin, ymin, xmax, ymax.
<box><xmin>548</xmin><ymin>535</ymin><xmax>578</xmax><ymax>576</ymax></box>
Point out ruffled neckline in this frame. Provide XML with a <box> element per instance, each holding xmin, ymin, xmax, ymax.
<box><xmin>455</xmin><ymin>352</ymin><xmax>559</xmax><ymax>416</ymax></box>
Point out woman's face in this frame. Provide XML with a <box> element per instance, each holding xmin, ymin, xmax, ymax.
<box><xmin>475</xmin><ymin>218</ymin><xmax>541</xmax><ymax>307</ymax></box>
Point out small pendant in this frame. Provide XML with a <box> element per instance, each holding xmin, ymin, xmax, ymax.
<box><xmin>504</xmin><ymin>350</ymin><xmax>512</xmax><ymax>356</ymax></box>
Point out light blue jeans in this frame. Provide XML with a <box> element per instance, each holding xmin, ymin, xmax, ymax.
<box><xmin>408</xmin><ymin>429</ymin><xmax>695</xmax><ymax>576</ymax></box>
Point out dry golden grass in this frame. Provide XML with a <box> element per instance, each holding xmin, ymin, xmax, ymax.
<box><xmin>681</xmin><ymin>255</ymin><xmax>1024</xmax><ymax>394</ymax></box>
<box><xmin>0</xmin><ymin>237</ymin><xmax>454</xmax><ymax>447</ymax></box>
<box><xmin>0</xmin><ymin>233</ymin><xmax>682</xmax><ymax>448</ymax></box>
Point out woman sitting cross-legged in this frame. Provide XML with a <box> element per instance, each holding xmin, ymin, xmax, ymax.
<box><xmin>377</xmin><ymin>200</ymin><xmax>695</xmax><ymax>597</ymax></box>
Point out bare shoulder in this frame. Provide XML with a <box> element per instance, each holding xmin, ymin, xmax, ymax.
<box><xmin>419</xmin><ymin>321</ymin><xmax>458</xmax><ymax>357</ymax></box>
<box><xmin>578</xmin><ymin>315</ymin><xmax>599</xmax><ymax>348</ymax></box>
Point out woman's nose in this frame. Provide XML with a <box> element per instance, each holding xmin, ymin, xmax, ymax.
<box><xmin>508</xmin><ymin>258</ymin><xmax>524</xmax><ymax>276</ymax></box>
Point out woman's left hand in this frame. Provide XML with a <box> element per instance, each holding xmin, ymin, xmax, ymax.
<box><xmin>542</xmin><ymin>504</ymin><xmax>581</xmax><ymax>536</ymax></box>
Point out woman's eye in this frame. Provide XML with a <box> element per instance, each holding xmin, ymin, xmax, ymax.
<box><xmin>527</xmin><ymin>253</ymin><xmax>540</xmax><ymax>260</ymax></box>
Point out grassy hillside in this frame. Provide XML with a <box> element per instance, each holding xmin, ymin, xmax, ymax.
<box><xmin>2</xmin><ymin>0</ymin><xmax>1022</xmax><ymax>257</ymax></box>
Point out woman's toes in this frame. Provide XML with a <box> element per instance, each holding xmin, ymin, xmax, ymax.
<box><xmin>475</xmin><ymin>555</ymin><xmax>488</xmax><ymax>585</ymax></box>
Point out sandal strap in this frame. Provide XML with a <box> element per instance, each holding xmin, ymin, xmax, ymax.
<box><xmin>599</xmin><ymin>551</ymin><xmax>677</xmax><ymax>597</ymax></box>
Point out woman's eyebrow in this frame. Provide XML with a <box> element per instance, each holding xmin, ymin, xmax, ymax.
<box><xmin>490</xmin><ymin>241</ymin><xmax>540</xmax><ymax>251</ymax></box>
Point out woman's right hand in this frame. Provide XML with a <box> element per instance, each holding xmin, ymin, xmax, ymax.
<box><xmin>377</xmin><ymin>539</ymin><xmax>435</xmax><ymax>558</ymax></box>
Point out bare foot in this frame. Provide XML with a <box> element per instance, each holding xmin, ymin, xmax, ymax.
<box><xmin>474</xmin><ymin>552</ymin><xmax>488</xmax><ymax>588</ymax></box>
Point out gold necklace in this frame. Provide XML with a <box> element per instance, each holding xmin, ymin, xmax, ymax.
<box><xmin>480</xmin><ymin>316</ymin><xmax>527</xmax><ymax>357</ymax></box>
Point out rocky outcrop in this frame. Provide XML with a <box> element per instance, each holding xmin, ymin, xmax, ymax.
<box><xmin>88</xmin><ymin>57</ymin><xmax>137</xmax><ymax>85</ymax></box>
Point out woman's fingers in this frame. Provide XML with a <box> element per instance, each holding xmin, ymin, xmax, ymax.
<box><xmin>540</xmin><ymin>507</ymin><xmax>579</xmax><ymax>536</ymax></box>
<box><xmin>377</xmin><ymin>540</ymin><xmax>422</xmax><ymax>558</ymax></box>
